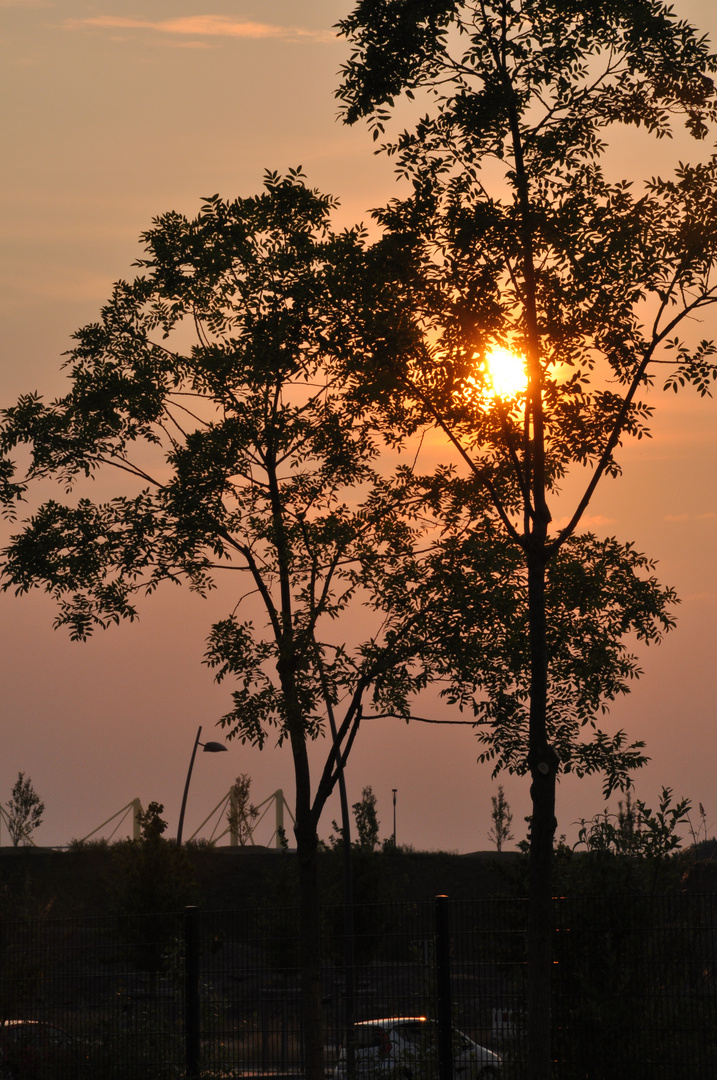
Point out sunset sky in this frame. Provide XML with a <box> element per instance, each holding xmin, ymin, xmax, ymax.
<box><xmin>0</xmin><ymin>0</ymin><xmax>715</xmax><ymax>853</ymax></box>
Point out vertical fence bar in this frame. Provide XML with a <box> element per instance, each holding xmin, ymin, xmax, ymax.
<box><xmin>435</xmin><ymin>895</ymin><xmax>454</xmax><ymax>1080</ymax></box>
<box><xmin>185</xmin><ymin>904</ymin><xmax>201</xmax><ymax>1080</ymax></box>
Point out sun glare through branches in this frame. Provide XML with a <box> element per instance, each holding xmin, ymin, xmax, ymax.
<box><xmin>455</xmin><ymin>346</ymin><xmax>528</xmax><ymax>410</ymax></box>
<box><xmin>484</xmin><ymin>346</ymin><xmax>527</xmax><ymax>398</ymax></box>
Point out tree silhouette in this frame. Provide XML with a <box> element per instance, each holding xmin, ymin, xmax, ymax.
<box><xmin>352</xmin><ymin>785</ymin><xmax>380</xmax><ymax>853</ymax></box>
<box><xmin>0</xmin><ymin>172</ymin><xmax>435</xmax><ymax>1080</ymax></box>
<box><xmin>488</xmin><ymin>785</ymin><xmax>514</xmax><ymax>853</ymax></box>
<box><xmin>5</xmin><ymin>772</ymin><xmax>44</xmax><ymax>847</ymax></box>
<box><xmin>227</xmin><ymin>775</ymin><xmax>259</xmax><ymax>846</ymax></box>
<box><xmin>337</xmin><ymin>2</ymin><xmax>717</xmax><ymax>1074</ymax></box>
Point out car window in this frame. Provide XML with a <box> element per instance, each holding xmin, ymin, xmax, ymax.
<box><xmin>355</xmin><ymin>1028</ymin><xmax>387</xmax><ymax>1050</ymax></box>
<box><xmin>395</xmin><ymin>1022</ymin><xmax>431</xmax><ymax>1044</ymax></box>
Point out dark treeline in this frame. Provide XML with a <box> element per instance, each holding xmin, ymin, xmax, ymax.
<box><xmin>2</xmin><ymin>842</ymin><xmax>717</xmax><ymax>920</ymax></box>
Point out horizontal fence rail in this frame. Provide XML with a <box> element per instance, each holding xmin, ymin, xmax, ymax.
<box><xmin>0</xmin><ymin>895</ymin><xmax>715</xmax><ymax>1078</ymax></box>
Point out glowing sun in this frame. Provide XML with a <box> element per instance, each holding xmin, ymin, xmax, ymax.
<box><xmin>484</xmin><ymin>346</ymin><xmax>527</xmax><ymax>399</ymax></box>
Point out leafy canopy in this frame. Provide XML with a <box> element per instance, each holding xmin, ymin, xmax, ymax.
<box><xmin>333</xmin><ymin>0</ymin><xmax>713</xmax><ymax>791</ymax></box>
<box><xmin>0</xmin><ymin>172</ymin><xmax>427</xmax><ymax>780</ymax></box>
<box><xmin>371</xmin><ymin>488</ymin><xmax>674</xmax><ymax>792</ymax></box>
<box><xmin>337</xmin><ymin>0</ymin><xmax>717</xmax><ymax>508</ymax></box>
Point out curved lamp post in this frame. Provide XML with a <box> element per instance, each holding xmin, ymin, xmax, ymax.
<box><xmin>177</xmin><ymin>725</ymin><xmax>228</xmax><ymax>845</ymax></box>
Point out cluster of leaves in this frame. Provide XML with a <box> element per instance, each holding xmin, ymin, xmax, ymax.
<box><xmin>226</xmin><ymin>774</ymin><xmax>259</xmax><ymax>846</ymax></box>
<box><xmin>367</xmin><ymin>472</ymin><xmax>675</xmax><ymax>792</ymax></box>
<box><xmin>327</xmin><ymin>784</ymin><xmax>384</xmax><ymax>854</ymax></box>
<box><xmin>351</xmin><ymin>784</ymin><xmax>382</xmax><ymax>853</ymax></box>
<box><xmin>574</xmin><ymin>786</ymin><xmax>692</xmax><ymax>860</ymax></box>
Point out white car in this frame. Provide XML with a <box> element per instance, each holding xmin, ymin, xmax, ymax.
<box><xmin>334</xmin><ymin>1017</ymin><xmax>501</xmax><ymax>1080</ymax></box>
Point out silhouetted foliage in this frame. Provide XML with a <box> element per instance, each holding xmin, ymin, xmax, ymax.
<box><xmin>112</xmin><ymin>801</ymin><xmax>196</xmax><ymax>971</ymax></box>
<box><xmin>0</xmin><ymin>172</ymin><xmax>436</xmax><ymax>1080</ymax></box>
<box><xmin>227</xmin><ymin>775</ymin><xmax>259</xmax><ymax>846</ymax></box>
<box><xmin>352</xmin><ymin>785</ymin><xmax>381</xmax><ymax>854</ymax></box>
<box><xmin>488</xmin><ymin>785</ymin><xmax>514</xmax><ymax>853</ymax></box>
<box><xmin>5</xmin><ymin>772</ymin><xmax>44</xmax><ymax>847</ymax></box>
<box><xmin>337</xmin><ymin>2</ymin><xmax>717</xmax><ymax>1074</ymax></box>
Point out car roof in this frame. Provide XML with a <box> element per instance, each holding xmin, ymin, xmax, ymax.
<box><xmin>0</xmin><ymin>1021</ymin><xmax>66</xmax><ymax>1030</ymax></box>
<box><xmin>354</xmin><ymin>1018</ymin><xmax>430</xmax><ymax>1027</ymax></box>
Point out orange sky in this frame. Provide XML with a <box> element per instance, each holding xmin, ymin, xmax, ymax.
<box><xmin>0</xmin><ymin>0</ymin><xmax>715</xmax><ymax>852</ymax></box>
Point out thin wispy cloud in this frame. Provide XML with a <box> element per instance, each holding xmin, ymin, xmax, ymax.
<box><xmin>552</xmin><ymin>513</ymin><xmax>617</xmax><ymax>532</ymax></box>
<box><xmin>65</xmin><ymin>15</ymin><xmax>336</xmax><ymax>44</ymax></box>
<box><xmin>664</xmin><ymin>512</ymin><xmax>716</xmax><ymax>523</ymax></box>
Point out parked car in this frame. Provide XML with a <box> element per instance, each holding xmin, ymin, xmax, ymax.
<box><xmin>0</xmin><ymin>1020</ymin><xmax>81</xmax><ymax>1080</ymax></box>
<box><xmin>334</xmin><ymin>1017</ymin><xmax>501</xmax><ymax>1080</ymax></box>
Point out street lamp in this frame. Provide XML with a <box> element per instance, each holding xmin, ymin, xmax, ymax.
<box><xmin>177</xmin><ymin>725</ymin><xmax>228</xmax><ymax>845</ymax></box>
<box><xmin>392</xmin><ymin>788</ymin><xmax>397</xmax><ymax>847</ymax></box>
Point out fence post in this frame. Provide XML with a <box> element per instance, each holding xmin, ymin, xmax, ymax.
<box><xmin>184</xmin><ymin>905</ymin><xmax>201</xmax><ymax>1080</ymax></box>
<box><xmin>435</xmin><ymin>895</ymin><xmax>453</xmax><ymax>1080</ymax></box>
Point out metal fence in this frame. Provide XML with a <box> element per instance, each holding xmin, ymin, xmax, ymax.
<box><xmin>0</xmin><ymin>894</ymin><xmax>716</xmax><ymax>1078</ymax></box>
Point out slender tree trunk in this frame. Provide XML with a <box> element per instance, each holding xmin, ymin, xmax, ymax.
<box><xmin>506</xmin><ymin>61</ymin><xmax>556</xmax><ymax>1073</ymax></box>
<box><xmin>283</xmin><ymin>701</ymin><xmax>324</xmax><ymax>1080</ymax></box>
<box><xmin>266</xmin><ymin>436</ymin><xmax>325</xmax><ymax>1080</ymax></box>
<box><xmin>295</xmin><ymin>816</ymin><xmax>324</xmax><ymax>1080</ymax></box>
<box><xmin>526</xmin><ymin>548</ymin><xmax>557</xmax><ymax>1080</ymax></box>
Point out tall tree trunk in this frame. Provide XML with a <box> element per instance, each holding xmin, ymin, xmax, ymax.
<box><xmin>287</xmin><ymin>707</ymin><xmax>324</xmax><ymax>1080</ymax></box>
<box><xmin>508</xmin><ymin>62</ymin><xmax>556</xmax><ymax>1071</ymax></box>
<box><xmin>269</xmin><ymin>436</ymin><xmax>325</xmax><ymax>1080</ymax></box>
<box><xmin>295</xmin><ymin>817</ymin><xmax>324</xmax><ymax>1080</ymax></box>
<box><xmin>526</xmin><ymin>548</ymin><xmax>557</xmax><ymax>1080</ymax></box>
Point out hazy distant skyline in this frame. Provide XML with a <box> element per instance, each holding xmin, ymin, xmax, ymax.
<box><xmin>1</xmin><ymin>0</ymin><xmax>715</xmax><ymax>852</ymax></box>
